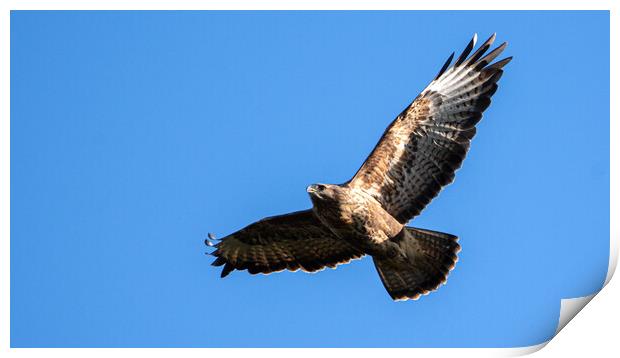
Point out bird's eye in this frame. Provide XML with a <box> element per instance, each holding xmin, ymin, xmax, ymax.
<box><xmin>317</xmin><ymin>184</ymin><xmax>326</xmax><ymax>191</ymax></box>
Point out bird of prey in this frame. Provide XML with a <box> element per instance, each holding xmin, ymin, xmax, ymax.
<box><xmin>207</xmin><ymin>34</ymin><xmax>511</xmax><ymax>301</ymax></box>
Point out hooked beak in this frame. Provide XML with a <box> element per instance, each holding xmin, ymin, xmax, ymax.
<box><xmin>306</xmin><ymin>185</ymin><xmax>317</xmax><ymax>194</ymax></box>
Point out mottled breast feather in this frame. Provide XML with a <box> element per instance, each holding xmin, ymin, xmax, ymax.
<box><xmin>210</xmin><ymin>210</ymin><xmax>364</xmax><ymax>277</ymax></box>
<box><xmin>348</xmin><ymin>33</ymin><xmax>511</xmax><ymax>224</ymax></box>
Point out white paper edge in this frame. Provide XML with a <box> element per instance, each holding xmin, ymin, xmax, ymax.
<box><xmin>505</xmin><ymin>233</ymin><xmax>618</xmax><ymax>356</ymax></box>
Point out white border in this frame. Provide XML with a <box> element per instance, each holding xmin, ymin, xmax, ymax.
<box><xmin>0</xmin><ymin>0</ymin><xmax>613</xmax><ymax>11</ymax></box>
<box><xmin>1</xmin><ymin>1</ymin><xmax>616</xmax><ymax>356</ymax></box>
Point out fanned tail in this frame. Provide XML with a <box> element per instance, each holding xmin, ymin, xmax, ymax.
<box><xmin>373</xmin><ymin>227</ymin><xmax>460</xmax><ymax>301</ymax></box>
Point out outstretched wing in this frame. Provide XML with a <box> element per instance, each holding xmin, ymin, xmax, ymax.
<box><xmin>348</xmin><ymin>33</ymin><xmax>511</xmax><ymax>224</ymax></box>
<box><xmin>209</xmin><ymin>210</ymin><xmax>364</xmax><ymax>277</ymax></box>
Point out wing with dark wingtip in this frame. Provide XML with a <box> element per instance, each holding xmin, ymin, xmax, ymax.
<box><xmin>348</xmin><ymin>34</ymin><xmax>511</xmax><ymax>224</ymax></box>
<box><xmin>209</xmin><ymin>210</ymin><xmax>364</xmax><ymax>277</ymax></box>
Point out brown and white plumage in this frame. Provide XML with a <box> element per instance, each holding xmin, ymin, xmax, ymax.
<box><xmin>348</xmin><ymin>33</ymin><xmax>511</xmax><ymax>223</ymax></box>
<box><xmin>210</xmin><ymin>210</ymin><xmax>364</xmax><ymax>277</ymax></box>
<box><xmin>208</xmin><ymin>34</ymin><xmax>510</xmax><ymax>301</ymax></box>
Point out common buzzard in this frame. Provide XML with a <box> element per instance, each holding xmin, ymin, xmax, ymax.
<box><xmin>207</xmin><ymin>34</ymin><xmax>511</xmax><ymax>301</ymax></box>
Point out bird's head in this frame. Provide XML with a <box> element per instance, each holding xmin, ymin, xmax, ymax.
<box><xmin>306</xmin><ymin>183</ymin><xmax>340</xmax><ymax>204</ymax></box>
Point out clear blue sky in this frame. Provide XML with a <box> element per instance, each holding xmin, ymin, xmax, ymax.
<box><xmin>11</xmin><ymin>11</ymin><xmax>609</xmax><ymax>347</ymax></box>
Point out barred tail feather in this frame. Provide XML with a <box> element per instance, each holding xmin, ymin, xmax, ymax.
<box><xmin>373</xmin><ymin>227</ymin><xmax>460</xmax><ymax>301</ymax></box>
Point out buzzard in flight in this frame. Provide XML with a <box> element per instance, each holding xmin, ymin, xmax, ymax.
<box><xmin>207</xmin><ymin>34</ymin><xmax>511</xmax><ymax>301</ymax></box>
